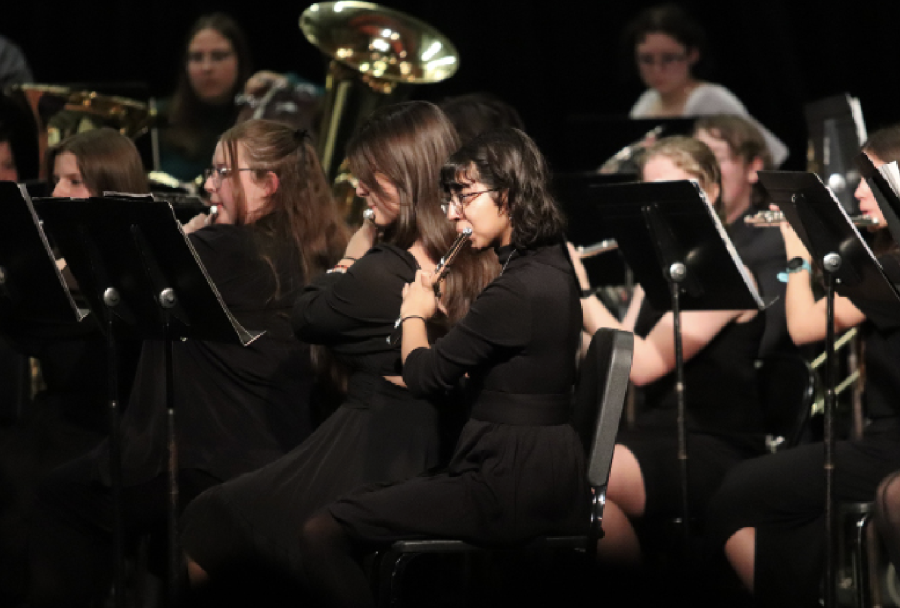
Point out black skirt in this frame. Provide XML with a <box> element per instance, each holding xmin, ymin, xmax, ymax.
<box><xmin>180</xmin><ymin>373</ymin><xmax>456</xmax><ymax>578</ymax></box>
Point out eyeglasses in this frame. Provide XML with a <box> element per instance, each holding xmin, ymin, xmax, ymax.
<box><xmin>636</xmin><ymin>52</ymin><xmax>688</xmax><ymax>69</ymax></box>
<box><xmin>204</xmin><ymin>166</ymin><xmax>256</xmax><ymax>188</ymax></box>
<box><xmin>440</xmin><ymin>189</ymin><xmax>497</xmax><ymax>215</ymax></box>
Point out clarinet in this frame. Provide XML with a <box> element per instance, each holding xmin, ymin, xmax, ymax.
<box><xmin>386</xmin><ymin>227</ymin><xmax>472</xmax><ymax>344</ymax></box>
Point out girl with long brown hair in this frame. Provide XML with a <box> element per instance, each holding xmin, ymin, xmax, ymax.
<box><xmin>179</xmin><ymin>101</ymin><xmax>497</xmax><ymax>602</ymax></box>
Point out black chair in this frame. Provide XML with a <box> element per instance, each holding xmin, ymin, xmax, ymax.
<box><xmin>755</xmin><ymin>352</ymin><xmax>818</xmax><ymax>452</ymax></box>
<box><xmin>368</xmin><ymin>328</ymin><xmax>634</xmax><ymax>607</ymax></box>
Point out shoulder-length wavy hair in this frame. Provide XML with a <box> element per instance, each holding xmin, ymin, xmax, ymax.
<box><xmin>218</xmin><ymin>118</ymin><xmax>348</xmax><ymax>280</ymax></box>
<box><xmin>46</xmin><ymin>127</ymin><xmax>148</xmax><ymax>196</ymax></box>
<box><xmin>638</xmin><ymin>135</ymin><xmax>724</xmax><ymax>217</ymax></box>
<box><xmin>694</xmin><ymin>114</ymin><xmax>772</xmax><ymax>210</ymax></box>
<box><xmin>346</xmin><ymin>101</ymin><xmax>497</xmax><ymax>323</ymax></box>
<box><xmin>441</xmin><ymin>127</ymin><xmax>565</xmax><ymax>251</ymax></box>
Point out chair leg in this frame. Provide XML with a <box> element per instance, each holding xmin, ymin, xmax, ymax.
<box><xmin>377</xmin><ymin>552</ymin><xmax>419</xmax><ymax>608</ymax></box>
<box><xmin>856</xmin><ymin>510</ymin><xmax>872</xmax><ymax>608</ymax></box>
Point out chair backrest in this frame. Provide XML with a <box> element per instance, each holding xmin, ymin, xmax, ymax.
<box><xmin>571</xmin><ymin>328</ymin><xmax>634</xmax><ymax>488</ymax></box>
<box><xmin>756</xmin><ymin>352</ymin><xmax>818</xmax><ymax>451</ymax></box>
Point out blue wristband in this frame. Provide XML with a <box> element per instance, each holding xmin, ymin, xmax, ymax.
<box><xmin>777</xmin><ymin>257</ymin><xmax>811</xmax><ymax>283</ymax></box>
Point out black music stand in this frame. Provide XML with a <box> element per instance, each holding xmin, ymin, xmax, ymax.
<box><xmin>35</xmin><ymin>196</ymin><xmax>263</xmax><ymax>608</ymax></box>
<box><xmin>0</xmin><ymin>182</ymin><xmax>87</xmax><ymax>325</ymax></box>
<box><xmin>757</xmin><ymin>170</ymin><xmax>900</xmax><ymax>608</ymax></box>
<box><xmin>857</xmin><ymin>154</ymin><xmax>900</xmax><ymax>242</ymax></box>
<box><xmin>554</xmin><ymin>171</ymin><xmax>637</xmax><ymax>290</ymax></box>
<box><xmin>587</xmin><ymin>180</ymin><xmax>768</xmax><ymax>547</ymax></box>
<box><xmin>0</xmin><ymin>181</ymin><xmax>89</xmax><ymax>418</ymax></box>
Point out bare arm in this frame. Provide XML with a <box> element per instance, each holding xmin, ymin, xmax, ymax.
<box><xmin>400</xmin><ymin>270</ymin><xmax>437</xmax><ymax>364</ymax></box>
<box><xmin>569</xmin><ymin>243</ymin><xmax>751</xmax><ymax>385</ymax></box>
<box><xmin>779</xmin><ymin>219</ymin><xmax>865</xmax><ymax>344</ymax></box>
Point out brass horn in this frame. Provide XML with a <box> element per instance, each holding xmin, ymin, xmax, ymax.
<box><xmin>300</xmin><ymin>1</ymin><xmax>459</xmax><ymax>221</ymax></box>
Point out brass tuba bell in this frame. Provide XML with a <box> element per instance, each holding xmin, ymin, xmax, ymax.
<box><xmin>300</xmin><ymin>1</ymin><xmax>459</xmax><ymax>223</ymax></box>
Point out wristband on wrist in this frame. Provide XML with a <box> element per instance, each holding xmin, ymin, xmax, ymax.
<box><xmin>400</xmin><ymin>315</ymin><xmax>426</xmax><ymax>325</ymax></box>
<box><xmin>777</xmin><ymin>257</ymin><xmax>812</xmax><ymax>283</ymax></box>
<box><xmin>580</xmin><ymin>287</ymin><xmax>594</xmax><ymax>299</ymax></box>
<box><xmin>327</xmin><ymin>263</ymin><xmax>351</xmax><ymax>274</ymax></box>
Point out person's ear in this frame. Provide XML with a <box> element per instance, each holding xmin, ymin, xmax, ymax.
<box><xmin>263</xmin><ymin>171</ymin><xmax>279</xmax><ymax>196</ymax></box>
<box><xmin>707</xmin><ymin>182</ymin><xmax>721</xmax><ymax>205</ymax></box>
<box><xmin>746</xmin><ymin>157</ymin><xmax>764</xmax><ymax>184</ymax></box>
<box><xmin>498</xmin><ymin>190</ymin><xmax>510</xmax><ymax>216</ymax></box>
<box><xmin>687</xmin><ymin>47</ymin><xmax>700</xmax><ymax>68</ymax></box>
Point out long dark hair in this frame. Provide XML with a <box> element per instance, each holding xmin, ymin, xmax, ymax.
<box><xmin>218</xmin><ymin>119</ymin><xmax>348</xmax><ymax>282</ymax></box>
<box><xmin>164</xmin><ymin>13</ymin><xmax>252</xmax><ymax>159</ymax></box>
<box><xmin>441</xmin><ymin>127</ymin><xmax>566</xmax><ymax>251</ymax></box>
<box><xmin>347</xmin><ymin>101</ymin><xmax>498</xmax><ymax>324</ymax></box>
<box><xmin>46</xmin><ymin>128</ymin><xmax>149</xmax><ymax>196</ymax></box>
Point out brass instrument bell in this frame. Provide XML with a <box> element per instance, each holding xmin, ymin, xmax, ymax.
<box><xmin>300</xmin><ymin>1</ymin><xmax>460</xmax><ymax>187</ymax></box>
<box><xmin>13</xmin><ymin>84</ymin><xmax>155</xmax><ymax>145</ymax></box>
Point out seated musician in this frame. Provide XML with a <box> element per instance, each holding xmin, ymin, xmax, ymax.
<box><xmin>705</xmin><ymin>124</ymin><xmax>900</xmax><ymax>607</ymax></box>
<box><xmin>693</xmin><ymin>114</ymin><xmax>793</xmax><ymax>358</ymax></box>
<box><xmin>157</xmin><ymin>12</ymin><xmax>252</xmax><ymax>183</ymax></box>
<box><xmin>624</xmin><ymin>3</ymin><xmax>788</xmax><ymax>166</ymax></box>
<box><xmin>24</xmin><ymin>119</ymin><xmax>347</xmax><ymax>608</ymax></box>
<box><xmin>298</xmin><ymin>126</ymin><xmax>588</xmax><ymax>608</ymax></box>
<box><xmin>570</xmin><ymin>136</ymin><xmax>766</xmax><ymax>602</ymax></box>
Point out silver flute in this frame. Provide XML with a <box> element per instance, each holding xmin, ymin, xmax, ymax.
<box><xmin>433</xmin><ymin>228</ymin><xmax>473</xmax><ymax>296</ymax></box>
<box><xmin>575</xmin><ymin>239</ymin><xmax>619</xmax><ymax>258</ymax></box>
<box><xmin>744</xmin><ymin>209</ymin><xmax>879</xmax><ymax>228</ymax></box>
<box><xmin>386</xmin><ymin>227</ymin><xmax>472</xmax><ymax>345</ymax></box>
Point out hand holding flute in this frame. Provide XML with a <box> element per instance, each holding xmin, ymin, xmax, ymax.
<box><xmin>389</xmin><ymin>228</ymin><xmax>472</xmax><ymax>345</ymax></box>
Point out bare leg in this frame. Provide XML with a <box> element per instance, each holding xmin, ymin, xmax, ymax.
<box><xmin>724</xmin><ymin>527</ymin><xmax>756</xmax><ymax>592</ymax></box>
<box><xmin>597</xmin><ymin>500</ymin><xmax>641</xmax><ymax>564</ymax></box>
<box><xmin>595</xmin><ymin>445</ymin><xmax>647</xmax><ymax>564</ymax></box>
<box><xmin>606</xmin><ymin>444</ymin><xmax>647</xmax><ymax>516</ymax></box>
<box><xmin>185</xmin><ymin>555</ymin><xmax>209</xmax><ymax>586</ymax></box>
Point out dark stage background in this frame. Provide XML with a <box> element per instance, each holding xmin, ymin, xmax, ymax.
<box><xmin>5</xmin><ymin>0</ymin><xmax>900</xmax><ymax>173</ymax></box>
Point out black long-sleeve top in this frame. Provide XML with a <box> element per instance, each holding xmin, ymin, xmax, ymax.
<box><xmin>110</xmin><ymin>224</ymin><xmax>316</xmax><ymax>485</ymax></box>
<box><xmin>403</xmin><ymin>242</ymin><xmax>581</xmax><ymax>409</ymax></box>
<box><xmin>292</xmin><ymin>244</ymin><xmax>420</xmax><ymax>376</ymax></box>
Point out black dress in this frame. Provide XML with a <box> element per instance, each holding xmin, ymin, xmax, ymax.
<box><xmin>616</xmin><ymin>299</ymin><xmax>766</xmax><ymax>519</ymax></box>
<box><xmin>180</xmin><ymin>244</ymin><xmax>460</xmax><ymax>580</ymax></box>
<box><xmin>705</xmin><ymin>252</ymin><xmax>900</xmax><ymax>608</ymax></box>
<box><xmin>326</xmin><ymin>242</ymin><xmax>588</xmax><ymax>545</ymax></box>
<box><xmin>25</xmin><ymin>224</ymin><xmax>315</xmax><ymax>607</ymax></box>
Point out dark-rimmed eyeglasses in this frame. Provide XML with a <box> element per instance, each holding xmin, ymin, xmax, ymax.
<box><xmin>204</xmin><ymin>166</ymin><xmax>256</xmax><ymax>188</ymax></box>
<box><xmin>440</xmin><ymin>189</ymin><xmax>498</xmax><ymax>215</ymax></box>
<box><xmin>635</xmin><ymin>52</ymin><xmax>688</xmax><ymax>69</ymax></box>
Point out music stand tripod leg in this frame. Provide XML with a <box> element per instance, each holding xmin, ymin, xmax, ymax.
<box><xmin>103</xmin><ymin>289</ymin><xmax>126</xmax><ymax>608</ymax></box>
<box><xmin>822</xmin><ymin>252</ymin><xmax>841</xmax><ymax>608</ymax></box>
<box><xmin>158</xmin><ymin>290</ymin><xmax>180</xmax><ymax>608</ymax></box>
<box><xmin>669</xmin><ymin>262</ymin><xmax>691</xmax><ymax>548</ymax></box>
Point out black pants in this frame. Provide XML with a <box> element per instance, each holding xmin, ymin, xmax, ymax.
<box><xmin>26</xmin><ymin>453</ymin><xmax>219</xmax><ymax>608</ymax></box>
<box><xmin>706</xmin><ymin>434</ymin><xmax>900</xmax><ymax>608</ymax></box>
